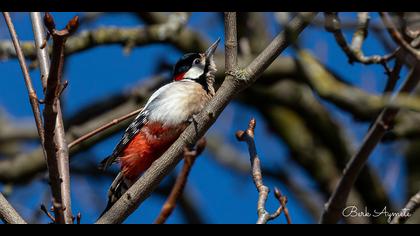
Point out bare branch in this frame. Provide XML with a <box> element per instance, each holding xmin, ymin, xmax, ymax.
<box><xmin>324</xmin><ymin>12</ymin><xmax>398</xmax><ymax>66</ymax></box>
<box><xmin>297</xmin><ymin>51</ymin><xmax>420</xmax><ymax>115</ymax></box>
<box><xmin>224</xmin><ymin>12</ymin><xmax>238</xmax><ymax>73</ymax></box>
<box><xmin>380</xmin><ymin>12</ymin><xmax>420</xmax><ymax>60</ymax></box>
<box><xmin>2</xmin><ymin>12</ymin><xmax>46</xmax><ymax>152</ymax></box>
<box><xmin>0</xmin><ymin>193</ymin><xmax>26</xmax><ymax>224</ymax></box>
<box><xmin>274</xmin><ymin>188</ymin><xmax>292</xmax><ymax>224</ymax></box>
<box><xmin>206</xmin><ymin>133</ymin><xmax>323</xmax><ymax>221</ymax></box>
<box><xmin>0</xmin><ymin>76</ymin><xmax>164</xmax><ymax>184</ymax></box>
<box><xmin>391</xmin><ymin>191</ymin><xmax>420</xmax><ymax>224</ymax></box>
<box><xmin>0</xmin><ymin>18</ymin><xmax>208</xmax><ymax>60</ymax></box>
<box><xmin>236</xmin><ymin>118</ymin><xmax>287</xmax><ymax>224</ymax></box>
<box><xmin>68</xmin><ymin>108</ymin><xmax>142</xmax><ymax>150</ymax></box>
<box><xmin>383</xmin><ymin>59</ymin><xmax>403</xmax><ymax>93</ymax></box>
<box><xmin>244</xmin><ymin>13</ymin><xmax>316</xmax><ymax>81</ymax></box>
<box><xmin>318</xmin><ymin>51</ymin><xmax>420</xmax><ymax>223</ymax></box>
<box><xmin>40</xmin><ymin>12</ymin><xmax>78</xmax><ymax>224</ymax></box>
<box><xmin>40</xmin><ymin>204</ymin><xmax>55</xmax><ymax>223</ymax></box>
<box><xmin>154</xmin><ymin>138</ymin><xmax>206</xmax><ymax>224</ymax></box>
<box><xmin>136</xmin><ymin>12</ymin><xmax>168</xmax><ymax>25</ymax></box>
<box><xmin>30</xmin><ymin>12</ymin><xmax>50</xmax><ymax>89</ymax></box>
<box><xmin>95</xmin><ymin>12</ymin><xmax>318</xmax><ymax>224</ymax></box>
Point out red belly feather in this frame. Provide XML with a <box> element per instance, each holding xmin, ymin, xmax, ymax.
<box><xmin>120</xmin><ymin>122</ymin><xmax>186</xmax><ymax>180</ymax></box>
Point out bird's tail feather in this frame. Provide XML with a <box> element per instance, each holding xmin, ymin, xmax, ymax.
<box><xmin>99</xmin><ymin>172</ymin><xmax>133</xmax><ymax>218</ymax></box>
<box><xmin>98</xmin><ymin>155</ymin><xmax>116</xmax><ymax>171</ymax></box>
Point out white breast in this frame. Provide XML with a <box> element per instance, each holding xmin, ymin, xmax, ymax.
<box><xmin>143</xmin><ymin>81</ymin><xmax>210</xmax><ymax>126</ymax></box>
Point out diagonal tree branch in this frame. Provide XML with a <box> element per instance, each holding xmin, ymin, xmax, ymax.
<box><xmin>68</xmin><ymin>108</ymin><xmax>142</xmax><ymax>150</ymax></box>
<box><xmin>0</xmin><ymin>192</ymin><xmax>26</xmax><ymax>224</ymax></box>
<box><xmin>379</xmin><ymin>12</ymin><xmax>420</xmax><ymax>60</ymax></box>
<box><xmin>154</xmin><ymin>138</ymin><xmax>206</xmax><ymax>224</ymax></box>
<box><xmin>391</xmin><ymin>191</ymin><xmax>420</xmax><ymax>224</ymax></box>
<box><xmin>0</xmin><ymin>76</ymin><xmax>164</xmax><ymax>184</ymax></box>
<box><xmin>95</xmin><ymin>12</ymin><xmax>318</xmax><ymax>224</ymax></box>
<box><xmin>318</xmin><ymin>48</ymin><xmax>420</xmax><ymax>223</ymax></box>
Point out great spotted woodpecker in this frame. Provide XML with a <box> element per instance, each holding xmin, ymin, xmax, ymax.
<box><xmin>99</xmin><ymin>38</ymin><xmax>220</xmax><ymax>214</ymax></box>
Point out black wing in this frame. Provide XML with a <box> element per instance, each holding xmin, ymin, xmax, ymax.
<box><xmin>99</xmin><ymin>110</ymin><xmax>149</xmax><ymax>171</ymax></box>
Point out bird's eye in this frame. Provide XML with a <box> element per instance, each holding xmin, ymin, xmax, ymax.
<box><xmin>193</xmin><ymin>58</ymin><xmax>201</xmax><ymax>65</ymax></box>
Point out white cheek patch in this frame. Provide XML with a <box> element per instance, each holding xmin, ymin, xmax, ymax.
<box><xmin>184</xmin><ymin>65</ymin><xmax>204</xmax><ymax>79</ymax></box>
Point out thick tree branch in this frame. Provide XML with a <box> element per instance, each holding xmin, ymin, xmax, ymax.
<box><xmin>224</xmin><ymin>12</ymin><xmax>238</xmax><ymax>72</ymax></box>
<box><xmin>0</xmin><ymin>193</ymin><xmax>26</xmax><ymax>224</ymax></box>
<box><xmin>258</xmin><ymin>104</ymin><xmax>370</xmax><ymax>224</ymax></box>
<box><xmin>95</xmin><ymin>12</ymin><xmax>318</xmax><ymax>224</ymax></box>
<box><xmin>237</xmin><ymin>13</ymin><xmax>270</xmax><ymax>54</ymax></box>
<box><xmin>297</xmin><ymin>51</ymin><xmax>420</xmax><ymax>116</ymax></box>
<box><xmin>0</xmin><ymin>17</ymin><xmax>208</xmax><ymax>60</ymax></box>
<box><xmin>245</xmin><ymin>80</ymin><xmax>392</xmax><ymax>223</ymax></box>
<box><xmin>136</xmin><ymin>12</ymin><xmax>168</xmax><ymax>25</ymax></box>
<box><xmin>319</xmin><ymin>52</ymin><xmax>420</xmax><ymax>223</ymax></box>
<box><xmin>0</xmin><ymin>76</ymin><xmax>164</xmax><ymax>183</ymax></box>
<box><xmin>391</xmin><ymin>191</ymin><xmax>420</xmax><ymax>224</ymax></box>
<box><xmin>0</xmin><ymin>55</ymin><xmax>312</xmax><ymax>184</ymax></box>
<box><xmin>40</xmin><ymin>12</ymin><xmax>78</xmax><ymax>224</ymax></box>
<box><xmin>154</xmin><ymin>138</ymin><xmax>206</xmax><ymax>224</ymax></box>
<box><xmin>31</xmin><ymin>12</ymin><xmax>50</xmax><ymax>89</ymax></box>
<box><xmin>380</xmin><ymin>12</ymin><xmax>420</xmax><ymax>60</ymax></box>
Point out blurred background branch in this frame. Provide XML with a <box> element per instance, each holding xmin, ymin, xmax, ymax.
<box><xmin>1</xmin><ymin>12</ymin><xmax>420</xmax><ymax>224</ymax></box>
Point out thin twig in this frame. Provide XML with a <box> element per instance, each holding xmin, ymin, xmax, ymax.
<box><xmin>236</xmin><ymin>118</ymin><xmax>286</xmax><ymax>224</ymax></box>
<box><xmin>2</xmin><ymin>12</ymin><xmax>46</xmax><ymax>151</ymax></box>
<box><xmin>154</xmin><ymin>138</ymin><xmax>206</xmax><ymax>224</ymax></box>
<box><xmin>0</xmin><ymin>192</ymin><xmax>26</xmax><ymax>224</ymax></box>
<box><xmin>391</xmin><ymin>191</ymin><xmax>420</xmax><ymax>224</ymax></box>
<box><xmin>76</xmin><ymin>212</ymin><xmax>81</xmax><ymax>224</ymax></box>
<box><xmin>274</xmin><ymin>187</ymin><xmax>292</xmax><ymax>224</ymax></box>
<box><xmin>96</xmin><ymin>12</ymin><xmax>318</xmax><ymax>224</ymax></box>
<box><xmin>324</xmin><ymin>12</ymin><xmax>398</xmax><ymax>66</ymax></box>
<box><xmin>206</xmin><ymin>134</ymin><xmax>322</xmax><ymax>220</ymax></box>
<box><xmin>68</xmin><ymin>108</ymin><xmax>142</xmax><ymax>150</ymax></box>
<box><xmin>379</xmin><ymin>12</ymin><xmax>420</xmax><ymax>60</ymax></box>
<box><xmin>40</xmin><ymin>204</ymin><xmax>55</xmax><ymax>223</ymax></box>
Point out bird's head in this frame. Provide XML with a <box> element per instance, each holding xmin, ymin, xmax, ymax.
<box><xmin>172</xmin><ymin>38</ymin><xmax>220</xmax><ymax>83</ymax></box>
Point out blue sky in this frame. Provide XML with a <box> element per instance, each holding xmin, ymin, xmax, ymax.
<box><xmin>0</xmin><ymin>12</ymin><xmax>407</xmax><ymax>224</ymax></box>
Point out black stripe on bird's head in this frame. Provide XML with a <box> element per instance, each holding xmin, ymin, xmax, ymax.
<box><xmin>172</xmin><ymin>53</ymin><xmax>202</xmax><ymax>81</ymax></box>
<box><xmin>172</xmin><ymin>38</ymin><xmax>220</xmax><ymax>82</ymax></box>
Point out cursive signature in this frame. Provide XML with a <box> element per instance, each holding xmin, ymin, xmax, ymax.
<box><xmin>342</xmin><ymin>206</ymin><xmax>411</xmax><ymax>223</ymax></box>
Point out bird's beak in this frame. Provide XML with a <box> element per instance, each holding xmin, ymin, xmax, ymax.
<box><xmin>205</xmin><ymin>37</ymin><xmax>221</xmax><ymax>60</ymax></box>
